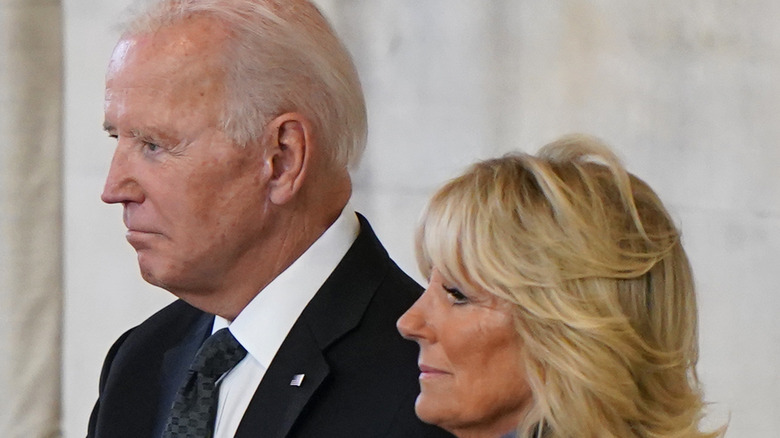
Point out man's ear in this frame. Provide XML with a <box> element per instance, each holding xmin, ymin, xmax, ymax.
<box><xmin>263</xmin><ymin>113</ymin><xmax>312</xmax><ymax>205</ymax></box>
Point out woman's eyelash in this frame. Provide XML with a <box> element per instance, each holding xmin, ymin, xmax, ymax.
<box><xmin>443</xmin><ymin>286</ymin><xmax>468</xmax><ymax>304</ymax></box>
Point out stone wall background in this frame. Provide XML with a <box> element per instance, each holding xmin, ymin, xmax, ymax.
<box><xmin>0</xmin><ymin>0</ymin><xmax>62</xmax><ymax>436</ymax></box>
<box><xmin>61</xmin><ymin>1</ymin><xmax>779</xmax><ymax>436</ymax></box>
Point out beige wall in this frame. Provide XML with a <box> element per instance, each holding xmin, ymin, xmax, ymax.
<box><xmin>0</xmin><ymin>0</ymin><xmax>62</xmax><ymax>436</ymax></box>
<box><xmin>61</xmin><ymin>1</ymin><xmax>780</xmax><ymax>436</ymax></box>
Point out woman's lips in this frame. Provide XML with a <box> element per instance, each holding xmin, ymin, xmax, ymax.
<box><xmin>419</xmin><ymin>364</ymin><xmax>449</xmax><ymax>379</ymax></box>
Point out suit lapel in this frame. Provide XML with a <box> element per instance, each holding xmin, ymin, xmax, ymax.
<box><xmin>152</xmin><ymin>310</ymin><xmax>213</xmax><ymax>436</ymax></box>
<box><xmin>234</xmin><ymin>322</ymin><xmax>330</xmax><ymax>438</ymax></box>
<box><xmin>92</xmin><ymin>301</ymin><xmax>212</xmax><ymax>438</ymax></box>
<box><xmin>234</xmin><ymin>214</ymin><xmax>389</xmax><ymax>438</ymax></box>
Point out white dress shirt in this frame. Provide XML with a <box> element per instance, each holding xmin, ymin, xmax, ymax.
<box><xmin>209</xmin><ymin>207</ymin><xmax>359</xmax><ymax>438</ymax></box>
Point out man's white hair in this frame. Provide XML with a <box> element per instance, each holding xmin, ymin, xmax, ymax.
<box><xmin>122</xmin><ymin>0</ymin><xmax>367</xmax><ymax>169</ymax></box>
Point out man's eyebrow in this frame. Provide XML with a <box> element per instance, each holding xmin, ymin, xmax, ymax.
<box><xmin>101</xmin><ymin>124</ymin><xmax>180</xmax><ymax>145</ymax></box>
<box><xmin>102</xmin><ymin>124</ymin><xmax>158</xmax><ymax>139</ymax></box>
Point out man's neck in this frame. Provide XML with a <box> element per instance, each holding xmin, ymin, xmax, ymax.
<box><xmin>172</xmin><ymin>204</ymin><xmax>348</xmax><ymax>320</ymax></box>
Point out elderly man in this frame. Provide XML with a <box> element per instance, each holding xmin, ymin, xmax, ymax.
<box><xmin>86</xmin><ymin>1</ymin><xmax>452</xmax><ymax>437</ymax></box>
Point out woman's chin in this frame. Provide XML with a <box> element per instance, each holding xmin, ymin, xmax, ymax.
<box><xmin>413</xmin><ymin>394</ymin><xmax>441</xmax><ymax>426</ymax></box>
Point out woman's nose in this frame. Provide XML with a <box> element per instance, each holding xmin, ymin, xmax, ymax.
<box><xmin>397</xmin><ymin>292</ymin><xmax>430</xmax><ymax>342</ymax></box>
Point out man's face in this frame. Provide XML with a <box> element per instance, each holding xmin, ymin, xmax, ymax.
<box><xmin>102</xmin><ymin>18</ymin><xmax>271</xmax><ymax>297</ymax></box>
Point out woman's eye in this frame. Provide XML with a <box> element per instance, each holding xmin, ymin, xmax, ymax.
<box><xmin>443</xmin><ymin>286</ymin><xmax>469</xmax><ymax>305</ymax></box>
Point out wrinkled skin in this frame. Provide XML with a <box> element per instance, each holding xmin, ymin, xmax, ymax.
<box><xmin>102</xmin><ymin>17</ymin><xmax>285</xmax><ymax>318</ymax></box>
<box><xmin>397</xmin><ymin>268</ymin><xmax>533</xmax><ymax>438</ymax></box>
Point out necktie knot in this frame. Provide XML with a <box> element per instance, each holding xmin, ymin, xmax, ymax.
<box><xmin>191</xmin><ymin>328</ymin><xmax>247</xmax><ymax>378</ymax></box>
<box><xmin>162</xmin><ymin>328</ymin><xmax>247</xmax><ymax>438</ymax></box>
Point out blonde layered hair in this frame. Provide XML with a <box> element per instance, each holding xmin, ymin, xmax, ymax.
<box><xmin>417</xmin><ymin>135</ymin><xmax>724</xmax><ymax>438</ymax></box>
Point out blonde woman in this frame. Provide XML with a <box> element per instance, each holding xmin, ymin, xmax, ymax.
<box><xmin>397</xmin><ymin>135</ymin><xmax>725</xmax><ymax>438</ymax></box>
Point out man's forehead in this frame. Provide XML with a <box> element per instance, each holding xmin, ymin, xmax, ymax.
<box><xmin>108</xmin><ymin>39</ymin><xmax>135</xmax><ymax>70</ymax></box>
<box><xmin>110</xmin><ymin>16</ymin><xmax>229</xmax><ymax>74</ymax></box>
<box><xmin>107</xmin><ymin>36</ymin><xmax>227</xmax><ymax>98</ymax></box>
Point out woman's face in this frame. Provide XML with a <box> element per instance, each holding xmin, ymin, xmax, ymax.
<box><xmin>397</xmin><ymin>268</ymin><xmax>532</xmax><ymax>437</ymax></box>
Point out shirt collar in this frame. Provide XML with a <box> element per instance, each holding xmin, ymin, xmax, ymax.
<box><xmin>213</xmin><ymin>206</ymin><xmax>360</xmax><ymax>369</ymax></box>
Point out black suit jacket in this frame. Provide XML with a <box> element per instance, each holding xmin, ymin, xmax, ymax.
<box><xmin>87</xmin><ymin>215</ymin><xmax>453</xmax><ymax>438</ymax></box>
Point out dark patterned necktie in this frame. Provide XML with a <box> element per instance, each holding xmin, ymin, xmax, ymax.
<box><xmin>162</xmin><ymin>328</ymin><xmax>247</xmax><ymax>438</ymax></box>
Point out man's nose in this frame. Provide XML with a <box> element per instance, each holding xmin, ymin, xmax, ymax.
<box><xmin>101</xmin><ymin>142</ymin><xmax>143</xmax><ymax>205</ymax></box>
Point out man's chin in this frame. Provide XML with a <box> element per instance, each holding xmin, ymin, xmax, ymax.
<box><xmin>136</xmin><ymin>254</ymin><xmax>175</xmax><ymax>291</ymax></box>
<box><xmin>138</xmin><ymin>266</ymin><xmax>170</xmax><ymax>290</ymax></box>
<box><xmin>137</xmin><ymin>261</ymin><xmax>211</xmax><ymax>299</ymax></box>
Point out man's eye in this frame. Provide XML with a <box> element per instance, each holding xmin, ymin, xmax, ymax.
<box><xmin>443</xmin><ymin>286</ymin><xmax>469</xmax><ymax>305</ymax></box>
<box><xmin>145</xmin><ymin>142</ymin><xmax>160</xmax><ymax>152</ymax></box>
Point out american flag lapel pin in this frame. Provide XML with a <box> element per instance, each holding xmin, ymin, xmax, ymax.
<box><xmin>290</xmin><ymin>374</ymin><xmax>305</xmax><ymax>387</ymax></box>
